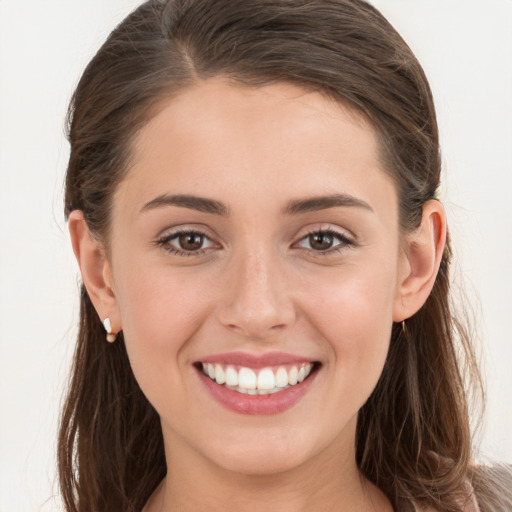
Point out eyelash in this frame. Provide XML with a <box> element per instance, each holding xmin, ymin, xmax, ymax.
<box><xmin>155</xmin><ymin>227</ymin><xmax>355</xmax><ymax>257</ymax></box>
<box><xmin>298</xmin><ymin>228</ymin><xmax>355</xmax><ymax>256</ymax></box>
<box><xmin>155</xmin><ymin>229</ymin><xmax>215</xmax><ymax>257</ymax></box>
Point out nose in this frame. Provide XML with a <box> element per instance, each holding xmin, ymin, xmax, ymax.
<box><xmin>215</xmin><ymin>249</ymin><xmax>296</xmax><ymax>339</ymax></box>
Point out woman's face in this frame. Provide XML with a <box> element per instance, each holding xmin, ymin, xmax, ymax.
<box><xmin>107</xmin><ymin>79</ymin><xmax>410</xmax><ymax>475</ymax></box>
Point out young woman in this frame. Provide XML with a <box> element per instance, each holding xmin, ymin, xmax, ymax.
<box><xmin>59</xmin><ymin>1</ymin><xmax>511</xmax><ymax>511</ymax></box>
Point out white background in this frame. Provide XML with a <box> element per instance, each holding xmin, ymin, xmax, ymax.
<box><xmin>0</xmin><ymin>1</ymin><xmax>511</xmax><ymax>511</ymax></box>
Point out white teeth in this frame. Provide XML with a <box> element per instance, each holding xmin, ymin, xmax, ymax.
<box><xmin>275</xmin><ymin>367</ymin><xmax>289</xmax><ymax>388</ymax></box>
<box><xmin>214</xmin><ymin>364</ymin><xmax>226</xmax><ymax>385</ymax></box>
<box><xmin>225</xmin><ymin>366</ymin><xmax>238</xmax><ymax>387</ymax></box>
<box><xmin>288</xmin><ymin>366</ymin><xmax>298</xmax><ymax>386</ymax></box>
<box><xmin>257</xmin><ymin>368</ymin><xmax>276</xmax><ymax>390</ymax></box>
<box><xmin>201</xmin><ymin>362</ymin><xmax>315</xmax><ymax>394</ymax></box>
<box><xmin>238</xmin><ymin>367</ymin><xmax>257</xmax><ymax>390</ymax></box>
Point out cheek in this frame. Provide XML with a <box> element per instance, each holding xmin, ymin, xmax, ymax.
<box><xmin>113</xmin><ymin>265</ymin><xmax>213</xmax><ymax>396</ymax></box>
<box><xmin>302</xmin><ymin>262</ymin><xmax>397</xmax><ymax>384</ymax></box>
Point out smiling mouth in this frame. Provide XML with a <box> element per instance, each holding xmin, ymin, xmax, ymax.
<box><xmin>196</xmin><ymin>362</ymin><xmax>319</xmax><ymax>395</ymax></box>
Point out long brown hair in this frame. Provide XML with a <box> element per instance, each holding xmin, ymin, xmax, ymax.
<box><xmin>59</xmin><ymin>1</ymin><xmax>504</xmax><ymax>510</ymax></box>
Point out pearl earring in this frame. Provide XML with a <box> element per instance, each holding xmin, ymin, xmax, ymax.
<box><xmin>103</xmin><ymin>317</ymin><xmax>117</xmax><ymax>343</ymax></box>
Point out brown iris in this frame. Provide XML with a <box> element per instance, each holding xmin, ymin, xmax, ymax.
<box><xmin>309</xmin><ymin>232</ymin><xmax>334</xmax><ymax>251</ymax></box>
<box><xmin>178</xmin><ymin>233</ymin><xmax>204</xmax><ymax>251</ymax></box>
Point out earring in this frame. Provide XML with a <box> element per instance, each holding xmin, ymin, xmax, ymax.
<box><xmin>103</xmin><ymin>317</ymin><xmax>117</xmax><ymax>343</ymax></box>
<box><xmin>401</xmin><ymin>319</ymin><xmax>408</xmax><ymax>339</ymax></box>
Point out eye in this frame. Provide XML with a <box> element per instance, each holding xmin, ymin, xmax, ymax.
<box><xmin>175</xmin><ymin>232</ymin><xmax>206</xmax><ymax>251</ymax></box>
<box><xmin>296</xmin><ymin>228</ymin><xmax>354</xmax><ymax>253</ymax></box>
<box><xmin>156</xmin><ymin>229</ymin><xmax>217</xmax><ymax>256</ymax></box>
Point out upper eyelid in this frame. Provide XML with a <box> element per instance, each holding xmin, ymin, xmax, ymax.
<box><xmin>301</xmin><ymin>227</ymin><xmax>352</xmax><ymax>238</ymax></box>
<box><xmin>157</xmin><ymin>224</ymin><xmax>217</xmax><ymax>240</ymax></box>
<box><xmin>296</xmin><ymin>224</ymin><xmax>356</xmax><ymax>242</ymax></box>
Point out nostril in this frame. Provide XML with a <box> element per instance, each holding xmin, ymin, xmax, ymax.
<box><xmin>219</xmin><ymin>312</ymin><xmax>295</xmax><ymax>339</ymax></box>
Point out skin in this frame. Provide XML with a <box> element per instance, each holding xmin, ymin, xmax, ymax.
<box><xmin>69</xmin><ymin>79</ymin><xmax>446</xmax><ymax>512</ymax></box>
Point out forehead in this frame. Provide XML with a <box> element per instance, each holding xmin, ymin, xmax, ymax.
<box><xmin>117</xmin><ymin>78</ymin><xmax>396</xmax><ymax>221</ymax></box>
<box><xmin>133</xmin><ymin>78</ymin><xmax>371</xmax><ymax>160</ymax></box>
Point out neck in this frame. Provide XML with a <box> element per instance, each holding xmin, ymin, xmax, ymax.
<box><xmin>145</xmin><ymin>420</ymin><xmax>392</xmax><ymax>512</ymax></box>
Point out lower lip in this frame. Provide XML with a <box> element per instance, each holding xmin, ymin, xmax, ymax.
<box><xmin>196</xmin><ymin>367</ymin><xmax>318</xmax><ymax>415</ymax></box>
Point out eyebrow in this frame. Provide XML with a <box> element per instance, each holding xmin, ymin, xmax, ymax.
<box><xmin>140</xmin><ymin>192</ymin><xmax>373</xmax><ymax>216</ymax></box>
<box><xmin>284</xmin><ymin>194</ymin><xmax>373</xmax><ymax>215</ymax></box>
<box><xmin>140</xmin><ymin>194</ymin><xmax>230</xmax><ymax>216</ymax></box>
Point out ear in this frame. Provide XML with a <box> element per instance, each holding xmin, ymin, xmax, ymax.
<box><xmin>68</xmin><ymin>210</ymin><xmax>121</xmax><ymax>333</ymax></box>
<box><xmin>393</xmin><ymin>200</ymin><xmax>447</xmax><ymax>322</ymax></box>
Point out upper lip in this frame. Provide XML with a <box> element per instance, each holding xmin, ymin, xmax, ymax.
<box><xmin>196</xmin><ymin>351</ymin><xmax>317</xmax><ymax>368</ymax></box>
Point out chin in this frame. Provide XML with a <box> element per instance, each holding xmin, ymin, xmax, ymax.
<box><xmin>202</xmin><ymin>429</ymin><xmax>318</xmax><ymax>476</ymax></box>
<box><xmin>215</xmin><ymin>449</ymin><xmax>308</xmax><ymax>477</ymax></box>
